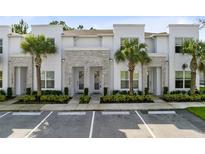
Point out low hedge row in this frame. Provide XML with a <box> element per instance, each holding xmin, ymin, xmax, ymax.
<box><xmin>79</xmin><ymin>95</ymin><xmax>91</xmax><ymax>104</ymax></box>
<box><xmin>17</xmin><ymin>95</ymin><xmax>70</xmax><ymax>103</ymax></box>
<box><xmin>162</xmin><ymin>94</ymin><xmax>205</xmax><ymax>102</ymax></box>
<box><xmin>0</xmin><ymin>95</ymin><xmax>6</xmax><ymax>102</ymax></box>
<box><xmin>100</xmin><ymin>95</ymin><xmax>153</xmax><ymax>103</ymax></box>
<box><xmin>32</xmin><ymin>90</ymin><xmax>63</xmax><ymax>96</ymax></box>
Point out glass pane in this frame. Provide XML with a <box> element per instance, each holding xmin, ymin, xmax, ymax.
<box><xmin>133</xmin><ymin>73</ymin><xmax>139</xmax><ymax>80</ymax></box>
<box><xmin>133</xmin><ymin>80</ymin><xmax>138</xmax><ymax>89</ymax></box>
<box><xmin>79</xmin><ymin>71</ymin><xmax>84</xmax><ymax>90</ymax></box>
<box><xmin>175</xmin><ymin>38</ymin><xmax>183</xmax><ymax>46</ymax></box>
<box><xmin>41</xmin><ymin>80</ymin><xmax>45</xmax><ymax>88</ymax></box>
<box><xmin>0</xmin><ymin>81</ymin><xmax>2</xmax><ymax>88</ymax></box>
<box><xmin>200</xmin><ymin>80</ymin><xmax>205</xmax><ymax>86</ymax></box>
<box><xmin>121</xmin><ymin>71</ymin><xmax>128</xmax><ymax>80</ymax></box>
<box><xmin>185</xmin><ymin>71</ymin><xmax>191</xmax><ymax>80</ymax></box>
<box><xmin>185</xmin><ymin>80</ymin><xmax>191</xmax><ymax>88</ymax></box>
<box><xmin>46</xmin><ymin>71</ymin><xmax>54</xmax><ymax>80</ymax></box>
<box><xmin>121</xmin><ymin>80</ymin><xmax>129</xmax><ymax>89</ymax></box>
<box><xmin>41</xmin><ymin>71</ymin><xmax>45</xmax><ymax>79</ymax></box>
<box><xmin>0</xmin><ymin>71</ymin><xmax>2</xmax><ymax>80</ymax></box>
<box><xmin>46</xmin><ymin>80</ymin><xmax>54</xmax><ymax>88</ymax></box>
<box><xmin>175</xmin><ymin>80</ymin><xmax>183</xmax><ymax>88</ymax></box>
<box><xmin>175</xmin><ymin>71</ymin><xmax>183</xmax><ymax>80</ymax></box>
<box><xmin>94</xmin><ymin>71</ymin><xmax>100</xmax><ymax>90</ymax></box>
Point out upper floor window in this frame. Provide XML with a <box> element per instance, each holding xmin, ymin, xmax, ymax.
<box><xmin>0</xmin><ymin>71</ymin><xmax>2</xmax><ymax>88</ymax></box>
<box><xmin>120</xmin><ymin>71</ymin><xmax>139</xmax><ymax>89</ymax></box>
<box><xmin>175</xmin><ymin>71</ymin><xmax>191</xmax><ymax>88</ymax></box>
<box><xmin>120</xmin><ymin>37</ymin><xmax>138</xmax><ymax>49</ymax></box>
<box><xmin>175</xmin><ymin>37</ymin><xmax>192</xmax><ymax>53</ymax></box>
<box><xmin>0</xmin><ymin>39</ymin><xmax>3</xmax><ymax>53</ymax></box>
<box><xmin>41</xmin><ymin>71</ymin><xmax>55</xmax><ymax>89</ymax></box>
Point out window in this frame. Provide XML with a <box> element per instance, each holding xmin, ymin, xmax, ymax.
<box><xmin>175</xmin><ymin>37</ymin><xmax>192</xmax><ymax>53</ymax></box>
<box><xmin>175</xmin><ymin>71</ymin><xmax>191</xmax><ymax>89</ymax></box>
<box><xmin>120</xmin><ymin>37</ymin><xmax>138</xmax><ymax>49</ymax></box>
<box><xmin>41</xmin><ymin>71</ymin><xmax>55</xmax><ymax>89</ymax></box>
<box><xmin>200</xmin><ymin>72</ymin><xmax>205</xmax><ymax>86</ymax></box>
<box><xmin>120</xmin><ymin>71</ymin><xmax>139</xmax><ymax>89</ymax></box>
<box><xmin>0</xmin><ymin>71</ymin><xmax>2</xmax><ymax>88</ymax></box>
<box><xmin>0</xmin><ymin>39</ymin><xmax>2</xmax><ymax>53</ymax></box>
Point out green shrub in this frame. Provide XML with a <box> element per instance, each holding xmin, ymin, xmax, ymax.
<box><xmin>0</xmin><ymin>95</ymin><xmax>6</xmax><ymax>102</ymax></box>
<box><xmin>0</xmin><ymin>90</ymin><xmax>6</xmax><ymax>95</ymax></box>
<box><xmin>18</xmin><ymin>95</ymin><xmax>36</xmax><ymax>103</ymax></box>
<box><xmin>40</xmin><ymin>95</ymin><xmax>70</xmax><ymax>103</ymax></box>
<box><xmin>163</xmin><ymin>87</ymin><xmax>169</xmax><ymax>94</ymax></box>
<box><xmin>162</xmin><ymin>94</ymin><xmax>205</xmax><ymax>102</ymax></box>
<box><xmin>103</xmin><ymin>87</ymin><xmax>108</xmax><ymax>96</ymax></box>
<box><xmin>138</xmin><ymin>91</ymin><xmax>143</xmax><ymax>95</ymax></box>
<box><xmin>64</xmin><ymin>87</ymin><xmax>69</xmax><ymax>95</ymax></box>
<box><xmin>100</xmin><ymin>95</ymin><xmax>153</xmax><ymax>103</ymax></box>
<box><xmin>144</xmin><ymin>87</ymin><xmax>149</xmax><ymax>95</ymax></box>
<box><xmin>119</xmin><ymin>90</ymin><xmax>129</xmax><ymax>95</ymax></box>
<box><xmin>79</xmin><ymin>95</ymin><xmax>91</xmax><ymax>104</ymax></box>
<box><xmin>26</xmin><ymin>88</ymin><xmax>31</xmax><ymax>95</ymax></box>
<box><xmin>84</xmin><ymin>88</ymin><xmax>89</xmax><ymax>96</ymax></box>
<box><xmin>112</xmin><ymin>90</ymin><xmax>119</xmax><ymax>95</ymax></box>
<box><xmin>170</xmin><ymin>90</ymin><xmax>187</xmax><ymax>95</ymax></box>
<box><xmin>32</xmin><ymin>90</ymin><xmax>63</xmax><ymax>95</ymax></box>
<box><xmin>7</xmin><ymin>87</ymin><xmax>12</xmax><ymax>98</ymax></box>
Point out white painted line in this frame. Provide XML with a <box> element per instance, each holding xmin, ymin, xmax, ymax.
<box><xmin>24</xmin><ymin>111</ymin><xmax>53</xmax><ymax>138</ymax></box>
<box><xmin>135</xmin><ymin>111</ymin><xmax>156</xmax><ymax>138</ymax></box>
<box><xmin>12</xmin><ymin>112</ymin><xmax>42</xmax><ymax>116</ymax></box>
<box><xmin>102</xmin><ymin>111</ymin><xmax>130</xmax><ymax>115</ymax></box>
<box><xmin>148</xmin><ymin>111</ymin><xmax>176</xmax><ymax>115</ymax></box>
<box><xmin>58</xmin><ymin>112</ymin><xmax>86</xmax><ymax>115</ymax></box>
<box><xmin>0</xmin><ymin>112</ymin><xmax>10</xmax><ymax>119</ymax></box>
<box><xmin>89</xmin><ymin>111</ymin><xmax>95</xmax><ymax>138</ymax></box>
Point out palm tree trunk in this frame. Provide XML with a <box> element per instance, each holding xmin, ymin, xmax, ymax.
<box><xmin>128</xmin><ymin>62</ymin><xmax>135</xmax><ymax>95</ymax></box>
<box><xmin>141</xmin><ymin>64</ymin><xmax>144</xmax><ymax>94</ymax></box>
<box><xmin>190</xmin><ymin>56</ymin><xmax>197</xmax><ymax>95</ymax></box>
<box><xmin>35</xmin><ymin>56</ymin><xmax>42</xmax><ymax>103</ymax></box>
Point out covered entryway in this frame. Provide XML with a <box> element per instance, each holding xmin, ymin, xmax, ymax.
<box><xmin>15</xmin><ymin>67</ymin><xmax>27</xmax><ymax>95</ymax></box>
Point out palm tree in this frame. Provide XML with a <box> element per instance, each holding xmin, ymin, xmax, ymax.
<box><xmin>114</xmin><ymin>38</ymin><xmax>147</xmax><ymax>94</ymax></box>
<box><xmin>182</xmin><ymin>39</ymin><xmax>202</xmax><ymax>95</ymax></box>
<box><xmin>21</xmin><ymin>35</ymin><xmax>57</xmax><ymax>102</ymax></box>
<box><xmin>139</xmin><ymin>51</ymin><xmax>151</xmax><ymax>93</ymax></box>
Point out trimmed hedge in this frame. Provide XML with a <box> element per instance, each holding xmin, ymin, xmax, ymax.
<box><xmin>0</xmin><ymin>95</ymin><xmax>6</xmax><ymax>102</ymax></box>
<box><xmin>162</xmin><ymin>94</ymin><xmax>205</xmax><ymax>102</ymax></box>
<box><xmin>84</xmin><ymin>88</ymin><xmax>89</xmax><ymax>96</ymax></box>
<box><xmin>0</xmin><ymin>90</ymin><xmax>6</xmax><ymax>95</ymax></box>
<box><xmin>100</xmin><ymin>95</ymin><xmax>153</xmax><ymax>103</ymax></box>
<box><xmin>79</xmin><ymin>95</ymin><xmax>91</xmax><ymax>104</ymax></box>
<box><xmin>40</xmin><ymin>95</ymin><xmax>70</xmax><ymax>103</ymax></box>
<box><xmin>7</xmin><ymin>87</ymin><xmax>12</xmax><ymax>98</ymax></box>
<box><xmin>64</xmin><ymin>87</ymin><xmax>69</xmax><ymax>95</ymax></box>
<box><xmin>18</xmin><ymin>95</ymin><xmax>36</xmax><ymax>103</ymax></box>
<box><xmin>32</xmin><ymin>90</ymin><xmax>63</xmax><ymax>95</ymax></box>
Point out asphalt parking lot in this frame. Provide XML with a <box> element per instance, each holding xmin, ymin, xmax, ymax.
<box><xmin>0</xmin><ymin>110</ymin><xmax>205</xmax><ymax>138</ymax></box>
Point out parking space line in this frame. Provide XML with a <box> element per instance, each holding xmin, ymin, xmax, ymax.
<box><xmin>102</xmin><ymin>111</ymin><xmax>130</xmax><ymax>115</ymax></box>
<box><xmin>24</xmin><ymin>111</ymin><xmax>53</xmax><ymax>138</ymax></box>
<box><xmin>12</xmin><ymin>112</ymin><xmax>42</xmax><ymax>116</ymax></box>
<box><xmin>89</xmin><ymin>111</ymin><xmax>95</xmax><ymax>138</ymax></box>
<box><xmin>57</xmin><ymin>112</ymin><xmax>86</xmax><ymax>115</ymax></box>
<box><xmin>0</xmin><ymin>112</ymin><xmax>10</xmax><ymax>119</ymax></box>
<box><xmin>135</xmin><ymin>111</ymin><xmax>156</xmax><ymax>138</ymax></box>
<box><xmin>148</xmin><ymin>111</ymin><xmax>176</xmax><ymax>115</ymax></box>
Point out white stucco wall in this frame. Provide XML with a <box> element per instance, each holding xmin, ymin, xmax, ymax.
<box><xmin>0</xmin><ymin>26</ymin><xmax>11</xmax><ymax>91</ymax></box>
<box><xmin>32</xmin><ymin>25</ymin><xmax>63</xmax><ymax>90</ymax></box>
<box><xmin>168</xmin><ymin>24</ymin><xmax>199</xmax><ymax>91</ymax></box>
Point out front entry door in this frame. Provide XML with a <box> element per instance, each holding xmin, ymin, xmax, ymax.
<box><xmin>77</xmin><ymin>70</ymin><xmax>84</xmax><ymax>93</ymax></box>
<box><xmin>93</xmin><ymin>70</ymin><xmax>101</xmax><ymax>93</ymax></box>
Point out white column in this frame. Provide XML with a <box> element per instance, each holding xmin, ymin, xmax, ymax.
<box><xmin>156</xmin><ymin>67</ymin><xmax>161</xmax><ymax>95</ymax></box>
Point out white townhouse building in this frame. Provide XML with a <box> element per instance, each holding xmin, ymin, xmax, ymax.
<box><xmin>0</xmin><ymin>24</ymin><xmax>202</xmax><ymax>96</ymax></box>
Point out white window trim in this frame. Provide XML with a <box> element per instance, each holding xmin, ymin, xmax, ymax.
<box><xmin>120</xmin><ymin>70</ymin><xmax>139</xmax><ymax>90</ymax></box>
<box><xmin>41</xmin><ymin>71</ymin><xmax>55</xmax><ymax>90</ymax></box>
<box><xmin>175</xmin><ymin>70</ymin><xmax>191</xmax><ymax>90</ymax></box>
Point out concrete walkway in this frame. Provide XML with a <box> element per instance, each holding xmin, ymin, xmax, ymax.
<box><xmin>0</xmin><ymin>101</ymin><xmax>205</xmax><ymax>111</ymax></box>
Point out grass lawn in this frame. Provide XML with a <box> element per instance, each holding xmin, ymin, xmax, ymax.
<box><xmin>187</xmin><ymin>107</ymin><xmax>205</xmax><ymax>121</ymax></box>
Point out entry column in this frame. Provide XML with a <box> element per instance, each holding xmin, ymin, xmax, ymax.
<box><xmin>84</xmin><ymin>65</ymin><xmax>90</xmax><ymax>93</ymax></box>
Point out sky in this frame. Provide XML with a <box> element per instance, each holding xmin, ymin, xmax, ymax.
<box><xmin>1</xmin><ymin>16</ymin><xmax>205</xmax><ymax>40</ymax></box>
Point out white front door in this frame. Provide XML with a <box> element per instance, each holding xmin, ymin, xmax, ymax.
<box><xmin>77</xmin><ymin>70</ymin><xmax>84</xmax><ymax>93</ymax></box>
<box><xmin>93</xmin><ymin>70</ymin><xmax>102</xmax><ymax>93</ymax></box>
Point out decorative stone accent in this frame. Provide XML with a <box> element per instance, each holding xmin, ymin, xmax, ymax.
<box><xmin>64</xmin><ymin>49</ymin><xmax>110</xmax><ymax>95</ymax></box>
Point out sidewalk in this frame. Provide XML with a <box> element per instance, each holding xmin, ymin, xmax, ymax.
<box><xmin>0</xmin><ymin>101</ymin><xmax>205</xmax><ymax>111</ymax></box>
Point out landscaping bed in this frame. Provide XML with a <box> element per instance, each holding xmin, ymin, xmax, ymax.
<box><xmin>162</xmin><ymin>94</ymin><xmax>205</xmax><ymax>102</ymax></box>
<box><xmin>187</xmin><ymin>107</ymin><xmax>205</xmax><ymax>121</ymax></box>
<box><xmin>79</xmin><ymin>95</ymin><xmax>91</xmax><ymax>104</ymax></box>
<box><xmin>15</xmin><ymin>95</ymin><xmax>71</xmax><ymax>104</ymax></box>
<box><xmin>100</xmin><ymin>95</ymin><xmax>153</xmax><ymax>103</ymax></box>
